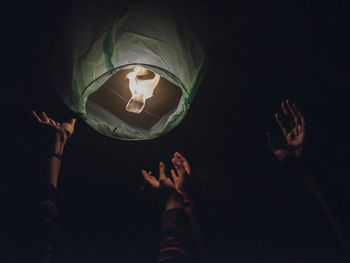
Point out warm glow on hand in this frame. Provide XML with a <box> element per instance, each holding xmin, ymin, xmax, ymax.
<box><xmin>266</xmin><ymin>100</ymin><xmax>306</xmax><ymax>163</ymax></box>
<box><xmin>141</xmin><ymin>162</ymin><xmax>175</xmax><ymax>190</ymax></box>
<box><xmin>171</xmin><ymin>152</ymin><xmax>191</xmax><ymax>196</ymax></box>
<box><xmin>32</xmin><ymin>110</ymin><xmax>77</xmax><ymax>142</ymax></box>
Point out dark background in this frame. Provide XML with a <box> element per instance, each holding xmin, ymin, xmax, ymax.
<box><xmin>2</xmin><ymin>0</ymin><xmax>350</xmax><ymax>262</ymax></box>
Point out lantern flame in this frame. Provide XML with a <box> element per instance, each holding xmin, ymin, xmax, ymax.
<box><xmin>126</xmin><ymin>66</ymin><xmax>160</xmax><ymax>114</ymax></box>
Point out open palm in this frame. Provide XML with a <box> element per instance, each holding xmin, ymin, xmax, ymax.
<box><xmin>171</xmin><ymin>152</ymin><xmax>191</xmax><ymax>195</ymax></box>
<box><xmin>32</xmin><ymin>110</ymin><xmax>76</xmax><ymax>141</ymax></box>
<box><xmin>142</xmin><ymin>152</ymin><xmax>192</xmax><ymax>196</ymax></box>
<box><xmin>142</xmin><ymin>162</ymin><xmax>175</xmax><ymax>191</ymax></box>
<box><xmin>267</xmin><ymin>100</ymin><xmax>305</xmax><ymax>162</ymax></box>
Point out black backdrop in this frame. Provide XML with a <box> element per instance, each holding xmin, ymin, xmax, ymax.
<box><xmin>2</xmin><ymin>0</ymin><xmax>350</xmax><ymax>262</ymax></box>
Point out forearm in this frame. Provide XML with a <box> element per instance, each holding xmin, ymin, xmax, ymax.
<box><xmin>48</xmin><ymin>157</ymin><xmax>61</xmax><ymax>188</ymax></box>
<box><xmin>46</xmin><ymin>136</ymin><xmax>66</xmax><ymax>188</ymax></box>
<box><xmin>182</xmin><ymin>193</ymin><xmax>198</xmax><ymax>236</ymax></box>
<box><xmin>165</xmin><ymin>191</ymin><xmax>182</xmax><ymax>211</ymax></box>
<box><xmin>31</xmin><ymin>185</ymin><xmax>62</xmax><ymax>262</ymax></box>
<box><xmin>160</xmin><ymin>197</ymin><xmax>191</xmax><ymax>263</ymax></box>
<box><xmin>182</xmin><ymin>193</ymin><xmax>210</xmax><ymax>263</ymax></box>
<box><xmin>182</xmin><ymin>193</ymin><xmax>196</xmax><ymax>227</ymax></box>
<box><xmin>296</xmin><ymin>169</ymin><xmax>350</xmax><ymax>251</ymax></box>
<box><xmin>295</xmin><ymin>169</ymin><xmax>331</xmax><ymax>214</ymax></box>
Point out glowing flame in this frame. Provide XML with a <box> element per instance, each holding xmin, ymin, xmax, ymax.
<box><xmin>126</xmin><ymin>66</ymin><xmax>160</xmax><ymax>114</ymax></box>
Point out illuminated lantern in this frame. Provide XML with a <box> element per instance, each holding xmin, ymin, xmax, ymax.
<box><xmin>57</xmin><ymin>5</ymin><xmax>206</xmax><ymax>140</ymax></box>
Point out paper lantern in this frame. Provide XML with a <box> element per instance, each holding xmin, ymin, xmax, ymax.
<box><xmin>57</xmin><ymin>5</ymin><xmax>206</xmax><ymax>140</ymax></box>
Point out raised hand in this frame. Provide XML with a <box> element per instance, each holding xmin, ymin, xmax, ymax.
<box><xmin>266</xmin><ymin>100</ymin><xmax>306</xmax><ymax>163</ymax></box>
<box><xmin>171</xmin><ymin>152</ymin><xmax>191</xmax><ymax>196</ymax></box>
<box><xmin>142</xmin><ymin>162</ymin><xmax>175</xmax><ymax>191</ymax></box>
<box><xmin>32</xmin><ymin>110</ymin><xmax>76</xmax><ymax>142</ymax></box>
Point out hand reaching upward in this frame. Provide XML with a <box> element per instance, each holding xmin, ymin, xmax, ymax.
<box><xmin>32</xmin><ymin>110</ymin><xmax>76</xmax><ymax>143</ymax></box>
<box><xmin>141</xmin><ymin>152</ymin><xmax>191</xmax><ymax>197</ymax></box>
<box><xmin>31</xmin><ymin>110</ymin><xmax>77</xmax><ymax>187</ymax></box>
<box><xmin>266</xmin><ymin>100</ymin><xmax>306</xmax><ymax>163</ymax></box>
<box><xmin>142</xmin><ymin>162</ymin><xmax>175</xmax><ymax>191</ymax></box>
<box><xmin>171</xmin><ymin>152</ymin><xmax>191</xmax><ymax>196</ymax></box>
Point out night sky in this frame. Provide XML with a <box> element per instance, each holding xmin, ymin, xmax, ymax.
<box><xmin>2</xmin><ymin>0</ymin><xmax>350</xmax><ymax>262</ymax></box>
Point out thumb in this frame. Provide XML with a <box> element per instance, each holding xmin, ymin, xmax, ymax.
<box><xmin>68</xmin><ymin>118</ymin><xmax>77</xmax><ymax>126</ymax></box>
<box><xmin>159</xmin><ymin>162</ymin><xmax>166</xmax><ymax>180</ymax></box>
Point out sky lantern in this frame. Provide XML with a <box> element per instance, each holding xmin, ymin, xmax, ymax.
<box><xmin>57</xmin><ymin>4</ymin><xmax>207</xmax><ymax>140</ymax></box>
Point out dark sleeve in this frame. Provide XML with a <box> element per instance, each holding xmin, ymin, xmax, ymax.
<box><xmin>30</xmin><ymin>185</ymin><xmax>63</xmax><ymax>263</ymax></box>
<box><xmin>159</xmin><ymin>208</ymin><xmax>193</xmax><ymax>263</ymax></box>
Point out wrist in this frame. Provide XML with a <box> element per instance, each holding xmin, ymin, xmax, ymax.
<box><xmin>181</xmin><ymin>191</ymin><xmax>191</xmax><ymax>202</ymax></box>
<box><xmin>183</xmin><ymin>199</ymin><xmax>194</xmax><ymax>208</ymax></box>
<box><xmin>51</xmin><ymin>152</ymin><xmax>62</xmax><ymax>161</ymax></box>
<box><xmin>165</xmin><ymin>191</ymin><xmax>182</xmax><ymax>210</ymax></box>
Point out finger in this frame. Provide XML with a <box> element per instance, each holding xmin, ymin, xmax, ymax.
<box><xmin>143</xmin><ymin>176</ymin><xmax>158</xmax><ymax>188</ymax></box>
<box><xmin>281</xmin><ymin>101</ymin><xmax>290</xmax><ymax>117</ymax></box>
<box><xmin>171</xmin><ymin>169</ymin><xmax>178</xmax><ymax>182</ymax></box>
<box><xmin>275</xmin><ymin>112</ymin><xmax>288</xmax><ymax>137</ymax></box>
<box><xmin>142</xmin><ymin>170</ymin><xmax>158</xmax><ymax>188</ymax></box>
<box><xmin>182</xmin><ymin>161</ymin><xmax>191</xmax><ymax>175</ymax></box>
<box><xmin>174</xmin><ymin>152</ymin><xmax>185</xmax><ymax>160</ymax></box>
<box><xmin>293</xmin><ymin>103</ymin><xmax>305</xmax><ymax>125</ymax></box>
<box><xmin>141</xmin><ymin>169</ymin><xmax>149</xmax><ymax>180</ymax></box>
<box><xmin>174</xmin><ymin>152</ymin><xmax>191</xmax><ymax>175</ymax></box>
<box><xmin>174</xmin><ymin>152</ymin><xmax>188</xmax><ymax>165</ymax></box>
<box><xmin>32</xmin><ymin>110</ymin><xmax>42</xmax><ymax>122</ymax></box>
<box><xmin>41</xmin><ymin>111</ymin><xmax>50</xmax><ymax>122</ymax></box>
<box><xmin>172</xmin><ymin>157</ymin><xmax>181</xmax><ymax>171</ymax></box>
<box><xmin>159</xmin><ymin>162</ymin><xmax>166</xmax><ymax>180</ymax></box>
<box><xmin>172</xmin><ymin>157</ymin><xmax>178</xmax><ymax>167</ymax></box>
<box><xmin>287</xmin><ymin>100</ymin><xmax>300</xmax><ymax>125</ymax></box>
<box><xmin>141</xmin><ymin>170</ymin><xmax>152</xmax><ymax>177</ymax></box>
<box><xmin>173</xmin><ymin>157</ymin><xmax>185</xmax><ymax>177</ymax></box>
<box><xmin>49</xmin><ymin>119</ymin><xmax>56</xmax><ymax>126</ymax></box>
<box><xmin>68</xmin><ymin>118</ymin><xmax>77</xmax><ymax>127</ymax></box>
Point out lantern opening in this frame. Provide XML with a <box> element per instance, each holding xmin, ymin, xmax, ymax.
<box><xmin>86</xmin><ymin>66</ymin><xmax>182</xmax><ymax>131</ymax></box>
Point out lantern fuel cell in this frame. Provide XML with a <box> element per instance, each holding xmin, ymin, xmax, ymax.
<box><xmin>126</xmin><ymin>66</ymin><xmax>160</xmax><ymax>114</ymax></box>
<box><xmin>56</xmin><ymin>4</ymin><xmax>207</xmax><ymax>140</ymax></box>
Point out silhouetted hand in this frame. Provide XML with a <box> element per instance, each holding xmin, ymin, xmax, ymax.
<box><xmin>266</xmin><ymin>100</ymin><xmax>305</xmax><ymax>163</ymax></box>
<box><xmin>32</xmin><ymin>110</ymin><xmax>77</xmax><ymax>143</ymax></box>
<box><xmin>142</xmin><ymin>162</ymin><xmax>175</xmax><ymax>191</ymax></box>
<box><xmin>171</xmin><ymin>152</ymin><xmax>191</xmax><ymax>196</ymax></box>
